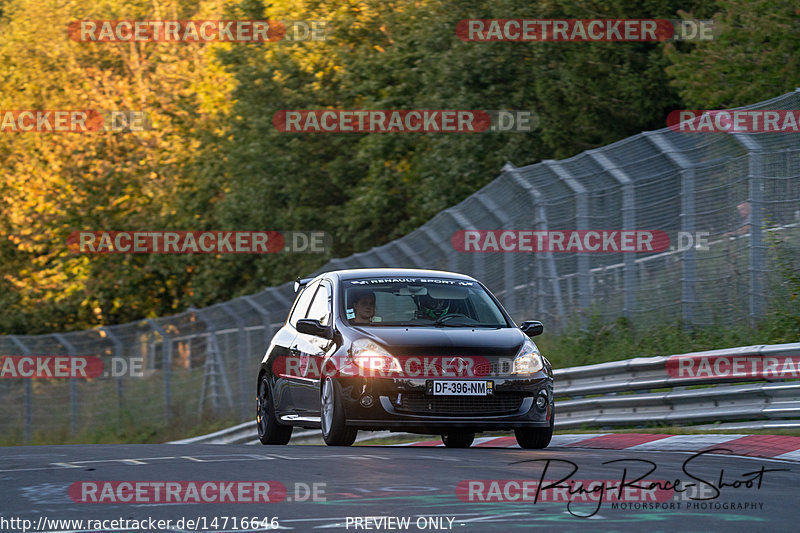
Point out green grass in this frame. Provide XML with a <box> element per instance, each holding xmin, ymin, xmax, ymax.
<box><xmin>0</xmin><ymin>367</ymin><xmax>245</xmax><ymax>446</ymax></box>
<box><xmin>0</xmin><ymin>415</ymin><xmax>242</xmax><ymax>446</ymax></box>
<box><xmin>536</xmin><ymin>302</ymin><xmax>800</xmax><ymax>370</ymax></box>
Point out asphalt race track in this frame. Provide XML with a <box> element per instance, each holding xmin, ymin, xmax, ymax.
<box><xmin>1</xmin><ymin>443</ymin><xmax>798</xmax><ymax>532</ymax></box>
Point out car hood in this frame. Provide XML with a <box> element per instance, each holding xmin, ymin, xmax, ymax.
<box><xmin>352</xmin><ymin>326</ymin><xmax>525</xmax><ymax>357</ymax></box>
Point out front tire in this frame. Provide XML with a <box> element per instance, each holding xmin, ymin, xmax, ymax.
<box><xmin>257</xmin><ymin>375</ymin><xmax>293</xmax><ymax>445</ymax></box>
<box><xmin>321</xmin><ymin>377</ymin><xmax>357</xmax><ymax>446</ymax></box>
<box><xmin>514</xmin><ymin>405</ymin><xmax>554</xmax><ymax>449</ymax></box>
<box><xmin>441</xmin><ymin>432</ymin><xmax>475</xmax><ymax>448</ymax></box>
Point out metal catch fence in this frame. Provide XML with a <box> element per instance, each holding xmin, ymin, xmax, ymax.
<box><xmin>1</xmin><ymin>91</ymin><xmax>799</xmax><ymax>443</ymax></box>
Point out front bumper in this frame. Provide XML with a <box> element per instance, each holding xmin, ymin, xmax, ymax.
<box><xmin>338</xmin><ymin>375</ymin><xmax>553</xmax><ymax>433</ymax></box>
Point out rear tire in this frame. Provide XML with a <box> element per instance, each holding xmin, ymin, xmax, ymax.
<box><xmin>515</xmin><ymin>405</ymin><xmax>554</xmax><ymax>449</ymax></box>
<box><xmin>321</xmin><ymin>377</ymin><xmax>357</xmax><ymax>446</ymax></box>
<box><xmin>257</xmin><ymin>375</ymin><xmax>293</xmax><ymax>445</ymax></box>
<box><xmin>441</xmin><ymin>432</ymin><xmax>475</xmax><ymax>448</ymax></box>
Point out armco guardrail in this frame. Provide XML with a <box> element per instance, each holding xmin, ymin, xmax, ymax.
<box><xmin>175</xmin><ymin>342</ymin><xmax>800</xmax><ymax>443</ymax></box>
<box><xmin>554</xmin><ymin>342</ymin><xmax>800</xmax><ymax>429</ymax></box>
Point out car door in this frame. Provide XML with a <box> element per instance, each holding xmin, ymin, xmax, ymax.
<box><xmin>291</xmin><ymin>280</ymin><xmax>336</xmax><ymax>414</ymax></box>
<box><xmin>275</xmin><ymin>280</ymin><xmax>319</xmax><ymax>415</ymax></box>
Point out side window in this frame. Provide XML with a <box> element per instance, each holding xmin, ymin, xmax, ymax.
<box><xmin>306</xmin><ymin>283</ymin><xmax>331</xmax><ymax>326</ymax></box>
<box><xmin>288</xmin><ymin>281</ymin><xmax>319</xmax><ymax>327</ymax></box>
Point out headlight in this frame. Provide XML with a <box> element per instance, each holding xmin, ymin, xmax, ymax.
<box><xmin>350</xmin><ymin>339</ymin><xmax>402</xmax><ymax>375</ymax></box>
<box><xmin>512</xmin><ymin>339</ymin><xmax>543</xmax><ymax>375</ymax></box>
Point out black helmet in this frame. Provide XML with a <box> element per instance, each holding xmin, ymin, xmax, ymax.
<box><xmin>418</xmin><ymin>293</ymin><xmax>450</xmax><ymax>319</ymax></box>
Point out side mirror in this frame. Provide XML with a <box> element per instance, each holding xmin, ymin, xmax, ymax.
<box><xmin>520</xmin><ymin>320</ymin><xmax>543</xmax><ymax>337</ymax></box>
<box><xmin>296</xmin><ymin>319</ymin><xmax>333</xmax><ymax>339</ymax></box>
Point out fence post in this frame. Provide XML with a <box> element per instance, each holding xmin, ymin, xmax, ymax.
<box><xmin>590</xmin><ymin>151</ymin><xmax>637</xmax><ymax>319</ymax></box>
<box><xmin>243</xmin><ymin>295</ymin><xmax>274</xmax><ymax>343</ymax></box>
<box><xmin>9</xmin><ymin>335</ymin><xmax>32</xmax><ymax>443</ymax></box>
<box><xmin>443</xmin><ymin>208</ymin><xmax>474</xmax><ymax>279</ymax></box>
<box><xmin>546</xmin><ymin>161</ymin><xmax>589</xmax><ymax>328</ymax></box>
<box><xmin>681</xmin><ymin>168</ymin><xmax>696</xmax><ymax>327</ymax></box>
<box><xmin>191</xmin><ymin>307</ymin><xmax>234</xmax><ymax>416</ymax></box>
<box><xmin>219</xmin><ymin>302</ymin><xmax>250</xmax><ymax>419</ymax></box>
<box><xmin>645</xmin><ymin>132</ymin><xmax>696</xmax><ymax>328</ymax></box>
<box><xmin>99</xmin><ymin>327</ymin><xmax>124</xmax><ymax>431</ymax></box>
<box><xmin>52</xmin><ymin>333</ymin><xmax>78</xmax><ymax>436</ymax></box>
<box><xmin>748</xmin><ymin>152</ymin><xmax>765</xmax><ymax>322</ymax></box>
<box><xmin>504</xmin><ymin>163</ymin><xmax>563</xmax><ymax>326</ymax></box>
<box><xmin>421</xmin><ymin>226</ymin><xmax>453</xmax><ymax>277</ymax></box>
<box><xmin>147</xmin><ymin>319</ymin><xmax>172</xmax><ymax>423</ymax></box>
<box><xmin>474</xmin><ymin>192</ymin><xmax>512</xmax><ymax>313</ymax></box>
<box><xmin>731</xmin><ymin>133</ymin><xmax>766</xmax><ymax>324</ymax></box>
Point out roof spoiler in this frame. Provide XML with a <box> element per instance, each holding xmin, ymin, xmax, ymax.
<box><xmin>294</xmin><ymin>277</ymin><xmax>314</xmax><ymax>292</ymax></box>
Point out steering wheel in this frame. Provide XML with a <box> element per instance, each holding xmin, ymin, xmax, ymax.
<box><xmin>434</xmin><ymin>313</ymin><xmax>473</xmax><ymax>324</ymax></box>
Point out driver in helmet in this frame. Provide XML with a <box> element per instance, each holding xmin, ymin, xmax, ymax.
<box><xmin>417</xmin><ymin>293</ymin><xmax>450</xmax><ymax>320</ymax></box>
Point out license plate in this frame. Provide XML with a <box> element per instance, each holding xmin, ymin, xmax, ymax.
<box><xmin>428</xmin><ymin>380</ymin><xmax>492</xmax><ymax>396</ymax></box>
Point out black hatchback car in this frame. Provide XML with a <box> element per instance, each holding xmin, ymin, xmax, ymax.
<box><xmin>256</xmin><ymin>268</ymin><xmax>554</xmax><ymax>448</ymax></box>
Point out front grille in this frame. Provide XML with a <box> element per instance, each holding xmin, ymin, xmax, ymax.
<box><xmin>474</xmin><ymin>360</ymin><xmax>514</xmax><ymax>377</ymax></box>
<box><xmin>406</xmin><ymin>360</ymin><xmax>514</xmax><ymax>377</ymax></box>
<box><xmin>394</xmin><ymin>393</ymin><xmax>525</xmax><ymax>416</ymax></box>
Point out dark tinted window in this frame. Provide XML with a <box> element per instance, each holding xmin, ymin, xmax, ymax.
<box><xmin>341</xmin><ymin>277</ymin><xmax>508</xmax><ymax>327</ymax></box>
<box><xmin>288</xmin><ymin>280</ymin><xmax>319</xmax><ymax>327</ymax></box>
<box><xmin>306</xmin><ymin>282</ymin><xmax>331</xmax><ymax>326</ymax></box>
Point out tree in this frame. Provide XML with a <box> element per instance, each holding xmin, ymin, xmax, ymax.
<box><xmin>665</xmin><ymin>0</ymin><xmax>800</xmax><ymax>107</ymax></box>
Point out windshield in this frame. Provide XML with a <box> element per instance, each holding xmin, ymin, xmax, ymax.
<box><xmin>342</xmin><ymin>277</ymin><xmax>509</xmax><ymax>328</ymax></box>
